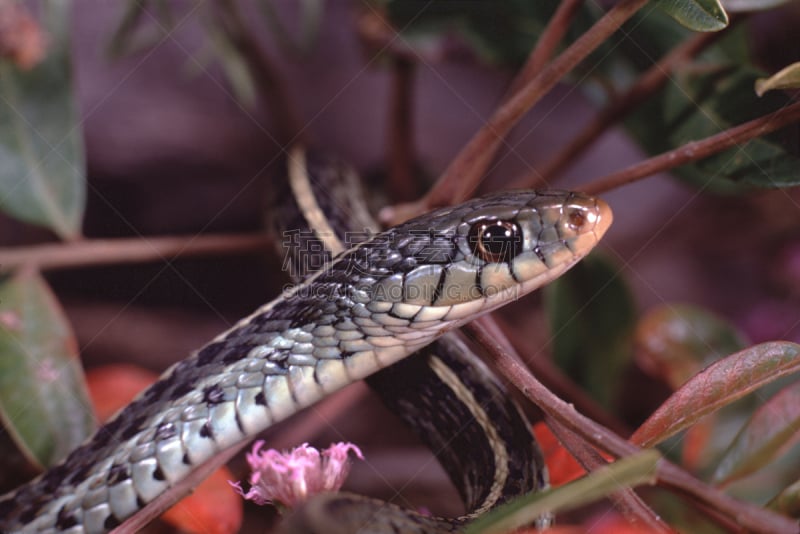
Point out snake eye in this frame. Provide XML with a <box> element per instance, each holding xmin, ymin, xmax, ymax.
<box><xmin>468</xmin><ymin>220</ymin><xmax>523</xmax><ymax>263</ymax></box>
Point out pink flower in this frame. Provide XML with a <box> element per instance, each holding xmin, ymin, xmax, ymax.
<box><xmin>229</xmin><ymin>441</ymin><xmax>364</xmax><ymax>508</ymax></box>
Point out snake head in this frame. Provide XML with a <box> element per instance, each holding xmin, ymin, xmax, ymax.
<box><xmin>361</xmin><ymin>190</ymin><xmax>612</xmax><ymax>322</ymax></box>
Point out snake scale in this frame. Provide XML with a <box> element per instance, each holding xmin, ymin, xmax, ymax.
<box><xmin>0</xmin><ymin>148</ymin><xmax>612</xmax><ymax>533</ymax></box>
<box><xmin>273</xmin><ymin>149</ymin><xmax>548</xmax><ymax>532</ymax></box>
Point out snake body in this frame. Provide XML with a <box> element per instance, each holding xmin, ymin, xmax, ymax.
<box><xmin>0</xmin><ymin>158</ymin><xmax>612</xmax><ymax>533</ymax></box>
<box><xmin>275</xmin><ymin>150</ymin><xmax>548</xmax><ymax>528</ymax></box>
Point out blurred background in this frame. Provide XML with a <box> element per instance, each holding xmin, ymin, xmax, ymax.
<box><xmin>2</xmin><ymin>1</ymin><xmax>800</xmax><ymax>532</ymax></box>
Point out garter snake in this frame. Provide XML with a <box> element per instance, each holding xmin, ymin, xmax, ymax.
<box><xmin>0</xmin><ymin>147</ymin><xmax>612</xmax><ymax>533</ymax></box>
<box><xmin>274</xmin><ymin>148</ymin><xmax>548</xmax><ymax>532</ymax></box>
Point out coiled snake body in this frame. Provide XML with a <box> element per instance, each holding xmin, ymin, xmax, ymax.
<box><xmin>0</xmin><ymin>150</ymin><xmax>612</xmax><ymax>533</ymax></box>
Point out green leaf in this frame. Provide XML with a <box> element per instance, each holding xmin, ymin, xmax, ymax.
<box><xmin>654</xmin><ymin>0</ymin><xmax>729</xmax><ymax>32</ymax></box>
<box><xmin>756</xmin><ymin>62</ymin><xmax>800</xmax><ymax>97</ymax></box>
<box><xmin>544</xmin><ymin>254</ymin><xmax>636</xmax><ymax>408</ymax></box>
<box><xmin>770</xmin><ymin>477</ymin><xmax>800</xmax><ymax>518</ymax></box>
<box><xmin>465</xmin><ymin>450</ymin><xmax>661</xmax><ymax>534</ymax></box>
<box><xmin>634</xmin><ymin>305</ymin><xmax>753</xmax><ymax>471</ymax></box>
<box><xmin>627</xmin><ymin>67</ymin><xmax>800</xmax><ymax>192</ymax></box>
<box><xmin>203</xmin><ymin>19</ymin><xmax>258</xmax><ymax>109</ymax></box>
<box><xmin>0</xmin><ymin>1</ymin><xmax>86</xmax><ymax>239</ymax></box>
<box><xmin>607</xmin><ymin>7</ymin><xmax>747</xmax><ymax>89</ymax></box>
<box><xmin>631</xmin><ymin>342</ymin><xmax>800</xmax><ymax>447</ymax></box>
<box><xmin>0</xmin><ymin>269</ymin><xmax>95</xmax><ymax>468</ymax></box>
<box><xmin>612</xmin><ymin>10</ymin><xmax>799</xmax><ymax>193</ymax></box>
<box><xmin>712</xmin><ymin>380</ymin><xmax>800</xmax><ymax>485</ymax></box>
<box><xmin>107</xmin><ymin>0</ymin><xmax>176</xmax><ymax>58</ymax></box>
<box><xmin>634</xmin><ymin>304</ymin><xmax>747</xmax><ymax>389</ymax></box>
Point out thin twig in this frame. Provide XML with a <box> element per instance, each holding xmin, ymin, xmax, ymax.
<box><xmin>479</xmin><ymin>315</ymin><xmax>629</xmax><ymax>435</ymax></box>
<box><xmin>519</xmin><ymin>28</ymin><xmax>726</xmax><ymax>189</ymax></box>
<box><xmin>465</xmin><ymin>320</ymin><xmax>799</xmax><ymax>534</ymax></box>
<box><xmin>380</xmin><ymin>0</ymin><xmax>649</xmax><ymax>225</ymax></box>
<box><xmin>387</xmin><ymin>56</ymin><xmax>418</xmax><ymax>201</ymax></box>
<box><xmin>580</xmin><ymin>99</ymin><xmax>800</xmax><ymax>195</ymax></box>
<box><xmin>546</xmin><ymin>418</ymin><xmax>672</xmax><ymax>532</ymax></box>
<box><xmin>0</xmin><ymin>233</ymin><xmax>272</xmax><ymax>272</ymax></box>
<box><xmin>356</xmin><ymin>7</ymin><xmax>441</xmax><ymax>66</ymax></box>
<box><xmin>482</xmin><ymin>315</ymin><xmax>657</xmax><ymax>527</ymax></box>
<box><xmin>507</xmin><ymin>0</ymin><xmax>585</xmax><ymax>97</ymax></box>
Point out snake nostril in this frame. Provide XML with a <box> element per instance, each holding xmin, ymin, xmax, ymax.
<box><xmin>567</xmin><ymin>209</ymin><xmax>587</xmax><ymax>231</ymax></box>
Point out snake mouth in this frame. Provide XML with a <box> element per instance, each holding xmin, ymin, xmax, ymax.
<box><xmin>483</xmin><ymin>192</ymin><xmax>613</xmax><ymax>293</ymax></box>
<box><xmin>556</xmin><ymin>193</ymin><xmax>613</xmax><ymax>250</ymax></box>
<box><xmin>588</xmin><ymin>197</ymin><xmax>613</xmax><ymax>242</ymax></box>
<box><xmin>363</xmin><ymin>192</ymin><xmax>614</xmax><ymax>311</ymax></box>
<box><xmin>425</xmin><ymin>193</ymin><xmax>613</xmax><ymax>323</ymax></box>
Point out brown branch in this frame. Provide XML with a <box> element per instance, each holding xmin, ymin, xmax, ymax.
<box><xmin>465</xmin><ymin>320</ymin><xmax>799</xmax><ymax>534</ymax></box>
<box><xmin>387</xmin><ymin>56</ymin><xmax>418</xmax><ymax>201</ymax></box>
<box><xmin>380</xmin><ymin>0</ymin><xmax>649</xmax><ymax>225</ymax></box>
<box><xmin>355</xmin><ymin>7</ymin><xmax>441</xmax><ymax>66</ymax></box>
<box><xmin>580</xmin><ymin>99</ymin><xmax>800</xmax><ymax>195</ymax></box>
<box><xmin>0</xmin><ymin>233</ymin><xmax>272</xmax><ymax>272</ymax></box>
<box><xmin>479</xmin><ymin>315</ymin><xmax>660</xmax><ymax>528</ymax></box>
<box><xmin>478</xmin><ymin>315</ymin><xmax>629</xmax><ymax>435</ymax></box>
<box><xmin>546</xmin><ymin>418</ymin><xmax>672</xmax><ymax>532</ymax></box>
<box><xmin>520</xmin><ymin>28</ymin><xmax>726</xmax><ymax>189</ymax></box>
<box><xmin>507</xmin><ymin>0</ymin><xmax>585</xmax><ymax>97</ymax></box>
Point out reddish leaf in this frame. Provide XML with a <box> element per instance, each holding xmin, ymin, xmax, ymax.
<box><xmin>681</xmin><ymin>421</ymin><xmax>714</xmax><ymax>473</ymax></box>
<box><xmin>85</xmin><ymin>364</ymin><xmax>159</xmax><ymax>422</ymax></box>
<box><xmin>532</xmin><ymin>422</ymin><xmax>614</xmax><ymax>487</ymax></box>
<box><xmin>634</xmin><ymin>305</ymin><xmax>750</xmax><ymax>470</ymax></box>
<box><xmin>161</xmin><ymin>467</ymin><xmax>244</xmax><ymax>534</ymax></box>
<box><xmin>634</xmin><ymin>304</ymin><xmax>746</xmax><ymax>389</ymax></box>
<box><xmin>631</xmin><ymin>342</ymin><xmax>800</xmax><ymax>447</ymax></box>
<box><xmin>86</xmin><ymin>365</ymin><xmax>243</xmax><ymax>534</ymax></box>
<box><xmin>712</xmin><ymin>380</ymin><xmax>800</xmax><ymax>486</ymax></box>
<box><xmin>533</xmin><ymin>422</ymin><xmax>587</xmax><ymax>486</ymax></box>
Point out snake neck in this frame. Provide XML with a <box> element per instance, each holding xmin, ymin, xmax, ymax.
<box><xmin>0</xmin><ymin>268</ymin><xmax>445</xmax><ymax>532</ymax></box>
